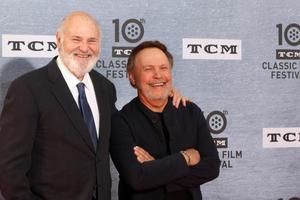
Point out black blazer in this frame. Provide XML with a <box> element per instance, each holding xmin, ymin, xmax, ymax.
<box><xmin>0</xmin><ymin>57</ymin><xmax>117</xmax><ymax>200</ymax></box>
<box><xmin>110</xmin><ymin>97</ymin><xmax>220</xmax><ymax>200</ymax></box>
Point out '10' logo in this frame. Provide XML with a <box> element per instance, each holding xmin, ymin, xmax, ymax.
<box><xmin>112</xmin><ymin>19</ymin><xmax>144</xmax><ymax>43</ymax></box>
<box><xmin>111</xmin><ymin>19</ymin><xmax>145</xmax><ymax>57</ymax></box>
<box><xmin>277</xmin><ymin>23</ymin><xmax>300</xmax><ymax>46</ymax></box>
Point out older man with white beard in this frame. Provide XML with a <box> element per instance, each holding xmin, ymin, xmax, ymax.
<box><xmin>0</xmin><ymin>11</ymin><xmax>116</xmax><ymax>200</ymax></box>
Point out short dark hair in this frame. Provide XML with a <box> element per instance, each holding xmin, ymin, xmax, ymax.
<box><xmin>127</xmin><ymin>40</ymin><xmax>173</xmax><ymax>73</ymax></box>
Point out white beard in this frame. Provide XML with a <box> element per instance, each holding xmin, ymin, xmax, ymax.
<box><xmin>59</xmin><ymin>47</ymin><xmax>98</xmax><ymax>79</ymax></box>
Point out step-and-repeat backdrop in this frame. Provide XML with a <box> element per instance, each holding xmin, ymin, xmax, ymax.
<box><xmin>0</xmin><ymin>1</ymin><xmax>299</xmax><ymax>200</ymax></box>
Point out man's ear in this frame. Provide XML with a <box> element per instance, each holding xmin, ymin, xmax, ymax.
<box><xmin>56</xmin><ymin>33</ymin><xmax>62</xmax><ymax>49</ymax></box>
<box><xmin>128</xmin><ymin>72</ymin><xmax>136</xmax><ymax>86</ymax></box>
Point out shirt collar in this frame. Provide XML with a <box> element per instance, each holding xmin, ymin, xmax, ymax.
<box><xmin>135</xmin><ymin>97</ymin><xmax>173</xmax><ymax>120</ymax></box>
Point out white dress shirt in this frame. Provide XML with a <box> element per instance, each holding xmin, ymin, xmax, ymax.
<box><xmin>56</xmin><ymin>56</ymin><xmax>100</xmax><ymax>137</ymax></box>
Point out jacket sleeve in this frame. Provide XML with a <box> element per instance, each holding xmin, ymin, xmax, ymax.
<box><xmin>166</xmin><ymin>104</ymin><xmax>221</xmax><ymax>192</ymax></box>
<box><xmin>0</xmin><ymin>78</ymin><xmax>38</xmax><ymax>199</ymax></box>
<box><xmin>110</xmin><ymin>112</ymin><xmax>190</xmax><ymax>191</ymax></box>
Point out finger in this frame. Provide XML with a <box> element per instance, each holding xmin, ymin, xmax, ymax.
<box><xmin>134</xmin><ymin>146</ymin><xmax>155</xmax><ymax>160</ymax></box>
<box><xmin>172</xmin><ymin>94</ymin><xmax>178</xmax><ymax>107</ymax></box>
<box><xmin>144</xmin><ymin>153</ymin><xmax>154</xmax><ymax>161</ymax></box>
<box><xmin>169</xmin><ymin>88</ymin><xmax>175</xmax><ymax>97</ymax></box>
<box><xmin>137</xmin><ymin>153</ymin><xmax>152</xmax><ymax>163</ymax></box>
<box><xmin>134</xmin><ymin>146</ymin><xmax>147</xmax><ymax>152</ymax></box>
<box><xmin>134</xmin><ymin>148</ymin><xmax>148</xmax><ymax>161</ymax></box>
<box><xmin>182</xmin><ymin>96</ymin><xmax>187</xmax><ymax>107</ymax></box>
<box><xmin>134</xmin><ymin>149</ymin><xmax>145</xmax><ymax>158</ymax></box>
<box><xmin>137</xmin><ymin>156</ymin><xmax>145</xmax><ymax>164</ymax></box>
<box><xmin>172</xmin><ymin>93</ymin><xmax>181</xmax><ymax>108</ymax></box>
<box><xmin>134</xmin><ymin>149</ymin><xmax>142</xmax><ymax>157</ymax></box>
<box><xmin>134</xmin><ymin>146</ymin><xmax>148</xmax><ymax>156</ymax></box>
<box><xmin>138</xmin><ymin>150</ymin><xmax>153</xmax><ymax>160</ymax></box>
<box><xmin>135</xmin><ymin>146</ymin><xmax>153</xmax><ymax>157</ymax></box>
<box><xmin>134</xmin><ymin>146</ymin><xmax>152</xmax><ymax>160</ymax></box>
<box><xmin>175</xmin><ymin>97</ymin><xmax>181</xmax><ymax>108</ymax></box>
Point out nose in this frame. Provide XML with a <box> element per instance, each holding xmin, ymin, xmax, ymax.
<box><xmin>153</xmin><ymin>68</ymin><xmax>162</xmax><ymax>78</ymax></box>
<box><xmin>79</xmin><ymin>41</ymin><xmax>89</xmax><ymax>52</ymax></box>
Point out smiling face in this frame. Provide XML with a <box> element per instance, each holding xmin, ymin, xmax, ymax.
<box><xmin>129</xmin><ymin>47</ymin><xmax>172</xmax><ymax>111</ymax></box>
<box><xmin>56</xmin><ymin>12</ymin><xmax>100</xmax><ymax>80</ymax></box>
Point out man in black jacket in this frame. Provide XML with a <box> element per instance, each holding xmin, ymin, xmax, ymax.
<box><xmin>110</xmin><ymin>41</ymin><xmax>220</xmax><ymax>200</ymax></box>
<box><xmin>0</xmin><ymin>11</ymin><xmax>117</xmax><ymax>200</ymax></box>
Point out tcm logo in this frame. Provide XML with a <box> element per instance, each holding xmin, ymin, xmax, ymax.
<box><xmin>2</xmin><ymin>34</ymin><xmax>57</xmax><ymax>58</ymax></box>
<box><xmin>276</xmin><ymin>23</ymin><xmax>300</xmax><ymax>59</ymax></box>
<box><xmin>112</xmin><ymin>46</ymin><xmax>133</xmax><ymax>58</ymax></box>
<box><xmin>182</xmin><ymin>38</ymin><xmax>242</xmax><ymax>60</ymax></box>
<box><xmin>112</xmin><ymin>18</ymin><xmax>145</xmax><ymax>57</ymax></box>
<box><xmin>263</xmin><ymin>127</ymin><xmax>300</xmax><ymax>148</ymax></box>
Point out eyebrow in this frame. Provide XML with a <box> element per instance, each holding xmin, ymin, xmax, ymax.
<box><xmin>88</xmin><ymin>38</ymin><xmax>98</xmax><ymax>41</ymax></box>
<box><xmin>70</xmin><ymin>36</ymin><xmax>98</xmax><ymax>40</ymax></box>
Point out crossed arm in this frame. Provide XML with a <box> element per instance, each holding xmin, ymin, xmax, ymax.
<box><xmin>110</xmin><ymin>105</ymin><xmax>220</xmax><ymax>192</ymax></box>
<box><xmin>134</xmin><ymin>146</ymin><xmax>200</xmax><ymax>166</ymax></box>
<box><xmin>110</xmin><ymin>113</ymin><xmax>193</xmax><ymax>191</ymax></box>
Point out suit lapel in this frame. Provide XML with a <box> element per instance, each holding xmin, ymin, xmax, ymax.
<box><xmin>90</xmin><ymin>71</ymin><xmax>110</xmax><ymax>155</ymax></box>
<box><xmin>46</xmin><ymin>58</ymin><xmax>96</xmax><ymax>153</ymax></box>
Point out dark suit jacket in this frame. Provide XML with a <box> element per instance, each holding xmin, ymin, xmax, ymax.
<box><xmin>110</xmin><ymin>97</ymin><xmax>220</xmax><ymax>200</ymax></box>
<box><xmin>0</xmin><ymin>57</ymin><xmax>117</xmax><ymax>200</ymax></box>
